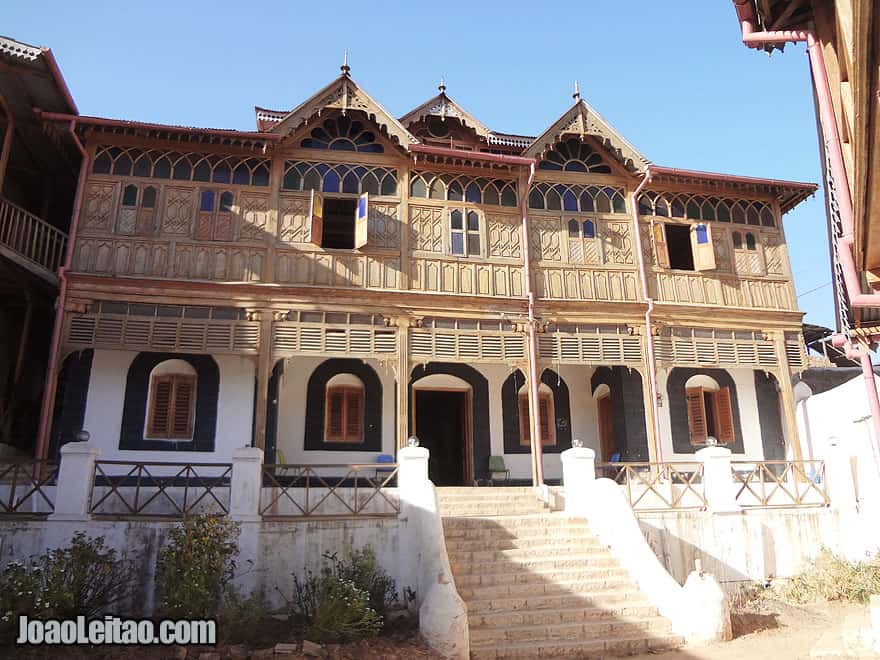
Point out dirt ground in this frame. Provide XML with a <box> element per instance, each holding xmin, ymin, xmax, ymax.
<box><xmin>633</xmin><ymin>599</ymin><xmax>871</xmax><ymax>660</ymax></box>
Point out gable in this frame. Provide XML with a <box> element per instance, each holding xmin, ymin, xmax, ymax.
<box><xmin>525</xmin><ymin>100</ymin><xmax>650</xmax><ymax>173</ymax></box>
<box><xmin>400</xmin><ymin>92</ymin><xmax>490</xmax><ymax>139</ymax></box>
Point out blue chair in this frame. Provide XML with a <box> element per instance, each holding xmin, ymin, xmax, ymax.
<box><xmin>374</xmin><ymin>454</ymin><xmax>395</xmax><ymax>482</ymax></box>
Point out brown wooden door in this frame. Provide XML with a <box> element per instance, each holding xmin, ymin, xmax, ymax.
<box><xmin>598</xmin><ymin>395</ymin><xmax>615</xmax><ymax>461</ymax></box>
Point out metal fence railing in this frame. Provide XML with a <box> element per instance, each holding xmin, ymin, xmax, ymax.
<box><xmin>90</xmin><ymin>461</ymin><xmax>232</xmax><ymax>518</ymax></box>
<box><xmin>0</xmin><ymin>460</ymin><xmax>57</xmax><ymax>516</ymax></box>
<box><xmin>731</xmin><ymin>460</ymin><xmax>829</xmax><ymax>508</ymax></box>
<box><xmin>596</xmin><ymin>462</ymin><xmax>707</xmax><ymax>511</ymax></box>
<box><xmin>260</xmin><ymin>464</ymin><xmax>399</xmax><ymax>518</ymax></box>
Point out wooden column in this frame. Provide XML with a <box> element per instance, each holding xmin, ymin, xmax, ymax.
<box><xmin>251</xmin><ymin>310</ymin><xmax>274</xmax><ymax>450</ymax></box>
<box><xmin>396</xmin><ymin>317</ymin><xmax>411</xmax><ymax>449</ymax></box>
<box><xmin>265</xmin><ymin>154</ymin><xmax>284</xmax><ymax>284</ymax></box>
<box><xmin>0</xmin><ymin>93</ymin><xmax>13</xmax><ymax>197</ymax></box>
<box><xmin>771</xmin><ymin>330</ymin><xmax>803</xmax><ymax>461</ymax></box>
<box><xmin>640</xmin><ymin>359</ymin><xmax>660</xmax><ymax>464</ymax></box>
<box><xmin>398</xmin><ymin>166</ymin><xmax>411</xmax><ymax>290</ymax></box>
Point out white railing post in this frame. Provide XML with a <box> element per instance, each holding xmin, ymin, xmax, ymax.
<box><xmin>49</xmin><ymin>442</ymin><xmax>99</xmax><ymax>521</ymax></box>
<box><xmin>561</xmin><ymin>446</ymin><xmax>596</xmax><ymax>518</ymax></box>
<box><xmin>696</xmin><ymin>447</ymin><xmax>740</xmax><ymax>512</ymax></box>
<box><xmin>229</xmin><ymin>446</ymin><xmax>264</xmax><ymax>521</ymax></box>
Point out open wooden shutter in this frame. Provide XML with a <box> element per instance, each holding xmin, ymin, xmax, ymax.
<box><xmin>344</xmin><ymin>388</ymin><xmax>364</xmax><ymax>443</ymax></box>
<box><xmin>685</xmin><ymin>387</ymin><xmax>708</xmax><ymax>445</ymax></box>
<box><xmin>170</xmin><ymin>375</ymin><xmax>195</xmax><ymax>438</ymax></box>
<box><xmin>325</xmin><ymin>387</ymin><xmax>345</xmax><ymax>442</ymax></box>
<box><xmin>538</xmin><ymin>394</ymin><xmax>555</xmax><ymax>446</ymax></box>
<box><xmin>518</xmin><ymin>394</ymin><xmax>531</xmax><ymax>446</ymax></box>
<box><xmin>195</xmin><ymin>190</ymin><xmax>214</xmax><ymax>241</ymax></box>
<box><xmin>148</xmin><ymin>376</ymin><xmax>173</xmax><ymax>437</ymax></box>
<box><xmin>653</xmin><ymin>223</ymin><xmax>670</xmax><ymax>268</ymax></box>
<box><xmin>354</xmin><ymin>192</ymin><xmax>369</xmax><ymax>249</ymax></box>
<box><xmin>309</xmin><ymin>189</ymin><xmax>324</xmax><ymax>246</ymax></box>
<box><xmin>713</xmin><ymin>387</ymin><xmax>735</xmax><ymax>444</ymax></box>
<box><xmin>691</xmin><ymin>222</ymin><xmax>717</xmax><ymax>271</ymax></box>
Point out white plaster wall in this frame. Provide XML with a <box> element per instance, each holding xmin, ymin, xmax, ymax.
<box><xmin>656</xmin><ymin>367</ymin><xmax>766</xmax><ymax>462</ymax></box>
<box><xmin>275</xmin><ymin>356</ymin><xmax>397</xmax><ymax>464</ymax></box>
<box><xmin>82</xmin><ymin>349</ymin><xmax>255</xmax><ymax>463</ymax></box>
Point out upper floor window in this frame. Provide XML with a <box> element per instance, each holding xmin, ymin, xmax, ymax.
<box><xmin>300</xmin><ymin>114</ymin><xmax>384</xmax><ymax>153</ymax></box>
<box><xmin>146</xmin><ymin>360</ymin><xmax>197</xmax><ymax>440</ymax></box>
<box><xmin>655</xmin><ymin>222</ymin><xmax>716</xmax><ymax>272</ymax></box>
<box><xmin>528</xmin><ymin>182</ymin><xmax>626</xmax><ymax>214</ymax></box>
<box><xmin>116</xmin><ymin>184</ymin><xmax>158</xmax><ymax>235</ymax></box>
<box><xmin>538</xmin><ymin>138</ymin><xmax>612</xmax><ymax>173</ymax></box>
<box><xmin>410</xmin><ymin>172</ymin><xmax>517</xmax><ymax>207</ymax></box>
<box><xmin>195</xmin><ymin>190</ymin><xmax>235</xmax><ymax>241</ymax></box>
<box><xmin>639</xmin><ymin>191</ymin><xmax>776</xmax><ymax>227</ymax></box>
<box><xmin>325</xmin><ymin>374</ymin><xmax>365</xmax><ymax>444</ymax></box>
<box><xmin>450</xmin><ymin>209</ymin><xmax>481</xmax><ymax>257</ymax></box>
<box><xmin>92</xmin><ymin>147</ymin><xmax>270</xmax><ymax>187</ymax></box>
<box><xmin>283</xmin><ymin>161</ymin><xmax>397</xmax><ymax>196</ymax></box>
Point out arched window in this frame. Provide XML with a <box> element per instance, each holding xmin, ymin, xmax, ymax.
<box><xmin>146</xmin><ymin>360</ymin><xmax>197</xmax><ymax>440</ymax></box>
<box><xmin>684</xmin><ymin>374</ymin><xmax>733</xmax><ymax>445</ymax></box>
<box><xmin>745</xmin><ymin>232</ymin><xmax>757</xmax><ymax>251</ymax></box>
<box><xmin>538</xmin><ymin>137</ymin><xmax>612</xmax><ymax>173</ymax></box>
<box><xmin>324</xmin><ymin>373</ymin><xmax>365</xmax><ymax>444</ymax></box>
<box><xmin>732</xmin><ymin>231</ymin><xmax>743</xmax><ymax>249</ymax></box>
<box><xmin>517</xmin><ymin>383</ymin><xmax>556</xmax><ymax>447</ymax></box>
<box><xmin>450</xmin><ymin>209</ymin><xmax>481</xmax><ymax>257</ymax></box>
<box><xmin>567</xmin><ymin>217</ymin><xmax>599</xmax><ymax>264</ymax></box>
<box><xmin>116</xmin><ymin>184</ymin><xmax>158</xmax><ymax>235</ymax></box>
<box><xmin>195</xmin><ymin>190</ymin><xmax>235</xmax><ymax>241</ymax></box>
<box><xmin>300</xmin><ymin>115</ymin><xmax>384</xmax><ymax>153</ymax></box>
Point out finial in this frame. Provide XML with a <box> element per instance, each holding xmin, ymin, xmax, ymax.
<box><xmin>438</xmin><ymin>76</ymin><xmax>446</xmax><ymax>94</ymax></box>
<box><xmin>573</xmin><ymin>80</ymin><xmax>581</xmax><ymax>102</ymax></box>
<box><xmin>341</xmin><ymin>50</ymin><xmax>350</xmax><ymax>76</ymax></box>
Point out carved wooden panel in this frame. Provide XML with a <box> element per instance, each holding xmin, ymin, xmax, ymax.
<box><xmin>488</xmin><ymin>214</ymin><xmax>521</xmax><ymax>259</ymax></box>
<box><xmin>535</xmin><ymin>267</ymin><xmax>639</xmax><ymax>302</ymax></box>
<box><xmin>651</xmin><ymin>273</ymin><xmax>795</xmax><ymax>311</ymax></box>
<box><xmin>240</xmin><ymin>192</ymin><xmax>270</xmax><ymax>242</ymax></box>
<box><xmin>639</xmin><ymin>225</ymin><xmax>654</xmax><ymax>267</ymax></box>
<box><xmin>713</xmin><ymin>227</ymin><xmax>733</xmax><ymax>272</ymax></box>
<box><xmin>409</xmin><ymin>206</ymin><xmax>444</xmax><ymax>253</ymax></box>
<box><xmin>530</xmin><ymin>217</ymin><xmax>562</xmax><ymax>261</ymax></box>
<box><xmin>73</xmin><ymin>237</ymin><xmax>168</xmax><ymax>277</ymax></box>
<box><xmin>174</xmin><ymin>243</ymin><xmax>265</xmax><ymax>282</ymax></box>
<box><xmin>763</xmin><ymin>235</ymin><xmax>785</xmax><ymax>275</ymax></box>
<box><xmin>116</xmin><ymin>207</ymin><xmax>137</xmax><ymax>235</ymax></box>
<box><xmin>600</xmin><ymin>220</ymin><xmax>633</xmax><ymax>265</ymax></box>
<box><xmin>368</xmin><ymin>202</ymin><xmax>400</xmax><ymax>249</ymax></box>
<box><xmin>162</xmin><ymin>187</ymin><xmax>195</xmax><ymax>236</ymax></box>
<box><xmin>274</xmin><ymin>251</ymin><xmax>399</xmax><ymax>290</ymax></box>
<box><xmin>408</xmin><ymin>258</ymin><xmax>523</xmax><ymax>297</ymax></box>
<box><xmin>279</xmin><ymin>193</ymin><xmax>309</xmax><ymax>244</ymax></box>
<box><xmin>735</xmin><ymin>251</ymin><xmax>764</xmax><ymax>276</ymax></box>
<box><xmin>80</xmin><ymin>182</ymin><xmax>117</xmax><ymax>234</ymax></box>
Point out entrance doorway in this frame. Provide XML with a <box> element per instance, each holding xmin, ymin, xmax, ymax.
<box><xmin>414</xmin><ymin>390</ymin><xmax>470</xmax><ymax>486</ymax></box>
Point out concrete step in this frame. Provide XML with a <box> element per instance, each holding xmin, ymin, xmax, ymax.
<box><xmin>442</xmin><ymin>518</ymin><xmax>588</xmax><ymax>538</ymax></box>
<box><xmin>447</xmin><ymin>545</ymin><xmax>615</xmax><ymax>564</ymax></box>
<box><xmin>439</xmin><ymin>504</ymin><xmax>547</xmax><ymax>516</ymax></box>
<box><xmin>464</xmin><ymin>590</ymin><xmax>650</xmax><ymax>614</ymax></box>
<box><xmin>451</xmin><ymin>554</ymin><xmax>619</xmax><ymax>575</ymax></box>
<box><xmin>445</xmin><ymin>534</ymin><xmax>600</xmax><ymax>552</ymax></box>
<box><xmin>469</xmin><ymin>602</ymin><xmax>662</xmax><ymax>628</ymax></box>
<box><xmin>454</xmin><ymin>566</ymin><xmax>631</xmax><ymax>588</ymax></box>
<box><xmin>469</xmin><ymin>633</ymin><xmax>685</xmax><ymax>659</ymax></box>
<box><xmin>436</xmin><ymin>487</ymin><xmax>536</xmax><ymax>495</ymax></box>
<box><xmin>457</xmin><ymin>576</ymin><xmax>640</xmax><ymax>600</ymax></box>
<box><xmin>469</xmin><ymin>616</ymin><xmax>674</xmax><ymax>644</ymax></box>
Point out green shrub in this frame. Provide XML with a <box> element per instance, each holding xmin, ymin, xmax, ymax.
<box><xmin>773</xmin><ymin>549</ymin><xmax>880</xmax><ymax>604</ymax></box>
<box><xmin>0</xmin><ymin>533</ymin><xmax>130</xmax><ymax>641</ymax></box>
<box><xmin>217</xmin><ymin>588</ymin><xmax>267</xmax><ymax>644</ymax></box>
<box><xmin>156</xmin><ymin>515</ymin><xmax>240</xmax><ymax>618</ymax></box>
<box><xmin>326</xmin><ymin>547</ymin><xmax>397</xmax><ymax>615</ymax></box>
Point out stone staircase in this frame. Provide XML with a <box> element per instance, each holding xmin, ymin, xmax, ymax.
<box><xmin>437</xmin><ymin>487</ymin><xmax>685</xmax><ymax>659</ymax></box>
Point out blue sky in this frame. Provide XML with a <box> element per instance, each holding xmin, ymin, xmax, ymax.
<box><xmin>4</xmin><ymin>1</ymin><xmax>835</xmax><ymax>328</ymax></box>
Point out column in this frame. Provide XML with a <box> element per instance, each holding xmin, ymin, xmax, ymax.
<box><xmin>49</xmin><ymin>442</ymin><xmax>99</xmax><ymax>521</ymax></box>
<box><xmin>561</xmin><ymin>445</ymin><xmax>596</xmax><ymax>517</ymax></box>
<box><xmin>771</xmin><ymin>331</ymin><xmax>803</xmax><ymax>461</ymax></box>
<box><xmin>229</xmin><ymin>446</ymin><xmax>264</xmax><ymax>521</ymax></box>
<box><xmin>696</xmin><ymin>446</ymin><xmax>740</xmax><ymax>512</ymax></box>
<box><xmin>396</xmin><ymin>319</ymin><xmax>410</xmax><ymax>450</ymax></box>
<box><xmin>251</xmin><ymin>310</ymin><xmax>274</xmax><ymax>450</ymax></box>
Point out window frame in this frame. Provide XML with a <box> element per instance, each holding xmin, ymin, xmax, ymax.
<box><xmin>146</xmin><ymin>373</ymin><xmax>196</xmax><ymax>440</ymax></box>
<box><xmin>518</xmin><ymin>390</ymin><xmax>556</xmax><ymax>447</ymax></box>
<box><xmin>324</xmin><ymin>383</ymin><xmax>365</xmax><ymax>444</ymax></box>
<box><xmin>195</xmin><ymin>188</ymin><xmax>236</xmax><ymax>241</ymax></box>
<box><xmin>449</xmin><ymin>208</ymin><xmax>483</xmax><ymax>258</ymax></box>
<box><xmin>685</xmin><ymin>385</ymin><xmax>734</xmax><ymax>446</ymax></box>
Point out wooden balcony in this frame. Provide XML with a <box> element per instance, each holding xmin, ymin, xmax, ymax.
<box><xmin>0</xmin><ymin>196</ymin><xmax>67</xmax><ymax>285</ymax></box>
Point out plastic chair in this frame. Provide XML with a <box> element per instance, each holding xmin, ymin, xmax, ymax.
<box><xmin>374</xmin><ymin>453</ymin><xmax>395</xmax><ymax>482</ymax></box>
<box><xmin>488</xmin><ymin>455</ymin><xmax>510</xmax><ymax>484</ymax></box>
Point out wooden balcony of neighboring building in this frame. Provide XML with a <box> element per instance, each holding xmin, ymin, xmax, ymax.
<box><xmin>0</xmin><ymin>196</ymin><xmax>67</xmax><ymax>286</ymax></box>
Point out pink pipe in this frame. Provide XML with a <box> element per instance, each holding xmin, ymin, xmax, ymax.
<box><xmin>410</xmin><ymin>143</ymin><xmax>546</xmax><ymax>485</ymax></box>
<box><xmin>734</xmin><ymin>0</ymin><xmax>880</xmax><ymax>456</ymax></box>
<box><xmin>34</xmin><ymin>120</ymin><xmax>88</xmax><ymax>460</ymax></box>
<box><xmin>628</xmin><ymin>168</ymin><xmax>662</xmax><ymax>462</ymax></box>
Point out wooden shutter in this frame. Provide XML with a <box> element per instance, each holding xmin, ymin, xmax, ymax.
<box><xmin>170</xmin><ymin>376</ymin><xmax>195</xmax><ymax>438</ymax></box>
<box><xmin>653</xmin><ymin>223</ymin><xmax>670</xmax><ymax>268</ymax></box>
<box><xmin>713</xmin><ymin>387</ymin><xmax>735</xmax><ymax>444</ymax></box>
<box><xmin>518</xmin><ymin>394</ymin><xmax>531</xmax><ymax>446</ymax></box>
<box><xmin>213</xmin><ymin>192</ymin><xmax>235</xmax><ymax>241</ymax></box>
<box><xmin>325</xmin><ymin>387</ymin><xmax>345</xmax><ymax>442</ymax></box>
<box><xmin>354</xmin><ymin>193</ymin><xmax>369</xmax><ymax>249</ymax></box>
<box><xmin>539</xmin><ymin>393</ymin><xmax>555</xmax><ymax>446</ymax></box>
<box><xmin>344</xmin><ymin>388</ymin><xmax>364</xmax><ymax>443</ymax></box>
<box><xmin>685</xmin><ymin>387</ymin><xmax>708</xmax><ymax>445</ymax></box>
<box><xmin>691</xmin><ymin>222</ymin><xmax>717</xmax><ymax>271</ymax></box>
<box><xmin>309</xmin><ymin>189</ymin><xmax>324</xmax><ymax>246</ymax></box>
<box><xmin>195</xmin><ymin>191</ymin><xmax>214</xmax><ymax>240</ymax></box>
<box><xmin>148</xmin><ymin>376</ymin><xmax>173</xmax><ymax>437</ymax></box>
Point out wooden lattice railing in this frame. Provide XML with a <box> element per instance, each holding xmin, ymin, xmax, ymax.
<box><xmin>0</xmin><ymin>196</ymin><xmax>66</xmax><ymax>276</ymax></box>
<box><xmin>731</xmin><ymin>460</ymin><xmax>829</xmax><ymax>508</ymax></box>
<box><xmin>596</xmin><ymin>462</ymin><xmax>707</xmax><ymax>511</ymax></box>
<box><xmin>90</xmin><ymin>460</ymin><xmax>232</xmax><ymax>518</ymax></box>
<box><xmin>260</xmin><ymin>464</ymin><xmax>400</xmax><ymax>518</ymax></box>
<box><xmin>0</xmin><ymin>459</ymin><xmax>58</xmax><ymax>517</ymax></box>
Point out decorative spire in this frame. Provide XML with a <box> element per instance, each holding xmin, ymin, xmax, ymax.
<box><xmin>340</xmin><ymin>50</ymin><xmax>350</xmax><ymax>76</ymax></box>
<box><xmin>573</xmin><ymin>80</ymin><xmax>581</xmax><ymax>102</ymax></box>
<box><xmin>438</xmin><ymin>76</ymin><xmax>446</xmax><ymax>94</ymax></box>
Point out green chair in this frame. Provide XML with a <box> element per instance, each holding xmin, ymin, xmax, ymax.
<box><xmin>488</xmin><ymin>456</ymin><xmax>510</xmax><ymax>484</ymax></box>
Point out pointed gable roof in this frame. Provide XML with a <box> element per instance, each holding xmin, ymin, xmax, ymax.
<box><xmin>524</xmin><ymin>99</ymin><xmax>650</xmax><ymax>173</ymax></box>
<box><xmin>269</xmin><ymin>73</ymin><xmax>417</xmax><ymax>149</ymax></box>
<box><xmin>400</xmin><ymin>88</ymin><xmax>491</xmax><ymax>139</ymax></box>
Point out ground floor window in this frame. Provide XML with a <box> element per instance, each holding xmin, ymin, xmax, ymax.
<box><xmin>324</xmin><ymin>383</ymin><xmax>364</xmax><ymax>443</ymax></box>
<box><xmin>518</xmin><ymin>389</ymin><xmax>556</xmax><ymax>447</ymax></box>
<box><xmin>685</xmin><ymin>382</ymin><xmax>734</xmax><ymax>445</ymax></box>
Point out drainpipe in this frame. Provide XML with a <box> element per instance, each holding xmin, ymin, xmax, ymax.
<box><xmin>34</xmin><ymin>119</ymin><xmax>88</xmax><ymax>461</ymax></box>
<box><xmin>732</xmin><ymin>0</ymin><xmax>880</xmax><ymax>454</ymax></box>
<box><xmin>629</xmin><ymin>168</ymin><xmax>662</xmax><ymax>462</ymax></box>
<box><xmin>407</xmin><ymin>145</ymin><xmax>545</xmax><ymax>485</ymax></box>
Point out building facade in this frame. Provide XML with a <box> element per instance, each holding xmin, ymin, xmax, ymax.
<box><xmin>39</xmin><ymin>62</ymin><xmax>816</xmax><ymax>484</ymax></box>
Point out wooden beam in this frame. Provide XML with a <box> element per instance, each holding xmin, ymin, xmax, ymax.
<box><xmin>771</xmin><ymin>330</ymin><xmax>803</xmax><ymax>461</ymax></box>
<box><xmin>251</xmin><ymin>310</ymin><xmax>274</xmax><ymax>450</ymax></box>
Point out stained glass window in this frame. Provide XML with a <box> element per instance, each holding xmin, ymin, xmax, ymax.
<box><xmin>538</xmin><ymin>138</ymin><xmax>613</xmax><ymax>173</ymax></box>
<box><xmin>300</xmin><ymin>115</ymin><xmax>384</xmax><ymax>153</ymax></box>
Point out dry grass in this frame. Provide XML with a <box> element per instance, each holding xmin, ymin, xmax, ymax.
<box><xmin>770</xmin><ymin>549</ymin><xmax>880</xmax><ymax>605</ymax></box>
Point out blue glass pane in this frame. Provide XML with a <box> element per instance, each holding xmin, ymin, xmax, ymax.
<box><xmin>252</xmin><ymin>165</ymin><xmax>270</xmax><ymax>187</ymax></box>
<box><xmin>583</xmin><ymin>220</ymin><xmax>595</xmax><ymax>239</ymax></box>
<box><xmin>133</xmin><ymin>156</ymin><xmax>151</xmax><ymax>178</ymax></box>
<box><xmin>316</xmin><ymin>163</ymin><xmax>330</xmax><ymax>175</ymax></box>
<box><xmin>564</xmin><ymin>161</ymin><xmax>588</xmax><ymax>172</ymax></box>
<box><xmin>342</xmin><ymin>172</ymin><xmax>359</xmax><ymax>194</ymax></box>
<box><xmin>448</xmin><ymin>181</ymin><xmax>464</xmax><ymax>201</ymax></box>
<box><xmin>213</xmin><ymin>164</ymin><xmax>231</xmax><ymax>184</ymax></box>
<box><xmin>173</xmin><ymin>160</ymin><xmax>191</xmax><ymax>181</ymax></box>
<box><xmin>283</xmin><ymin>170</ymin><xmax>301</xmax><ymax>190</ymax></box>
<box><xmin>296</xmin><ymin>162</ymin><xmax>311</xmax><ymax>175</ymax></box>
<box><xmin>358</xmin><ymin>196</ymin><xmax>367</xmax><ymax>218</ymax></box>
<box><xmin>193</xmin><ymin>161</ymin><xmax>211</xmax><ymax>182</ymax></box>
<box><xmin>483</xmin><ymin>186</ymin><xmax>499</xmax><ymax>205</ymax></box>
<box><xmin>467</xmin><ymin>211</ymin><xmax>479</xmax><ymax>231</ymax></box>
<box><xmin>451</xmin><ymin>210</ymin><xmax>463</xmax><ymax>230</ymax></box>
<box><xmin>112</xmin><ymin>154</ymin><xmax>132</xmax><ymax>176</ymax></box>
<box><xmin>154</xmin><ymin>158</ymin><xmax>171</xmax><ymax>179</ymax></box>
<box><xmin>323</xmin><ymin>170</ymin><xmax>340</xmax><ymax>192</ymax></box>
<box><xmin>568</xmin><ymin>219</ymin><xmax>579</xmax><ymax>237</ymax></box>
<box><xmin>122</xmin><ymin>185</ymin><xmax>138</xmax><ymax>207</ymax></box>
<box><xmin>200</xmin><ymin>190</ymin><xmax>215</xmax><ymax>212</ymax></box>
<box><xmin>465</xmin><ymin>183</ymin><xmax>481</xmax><ymax>204</ymax></box>
<box><xmin>360</xmin><ymin>144</ymin><xmax>384</xmax><ymax>153</ymax></box>
<box><xmin>233</xmin><ymin>164</ymin><xmax>250</xmax><ymax>185</ymax></box>
<box><xmin>562</xmin><ymin>189</ymin><xmax>578</xmax><ymax>212</ymax></box>
<box><xmin>579</xmin><ymin>192</ymin><xmax>594</xmax><ymax>212</ymax></box>
<box><xmin>93</xmin><ymin>152</ymin><xmax>111</xmax><ymax>174</ymax></box>
<box><xmin>380</xmin><ymin>174</ymin><xmax>397</xmax><ymax>196</ymax></box>
<box><xmin>362</xmin><ymin>173</ymin><xmax>379</xmax><ymax>195</ymax></box>
<box><xmin>219</xmin><ymin>192</ymin><xmax>234</xmax><ymax>212</ymax></box>
<box><xmin>329</xmin><ymin>139</ymin><xmax>356</xmax><ymax>151</ymax></box>
<box><xmin>451</xmin><ymin>232</ymin><xmax>464</xmax><ymax>255</ymax></box>
<box><xmin>695</xmin><ymin>224</ymin><xmax>709</xmax><ymax>244</ymax></box>
<box><xmin>501</xmin><ymin>187</ymin><xmax>517</xmax><ymax>207</ymax></box>
<box><xmin>528</xmin><ymin>189</ymin><xmax>544</xmax><ymax>209</ymax></box>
